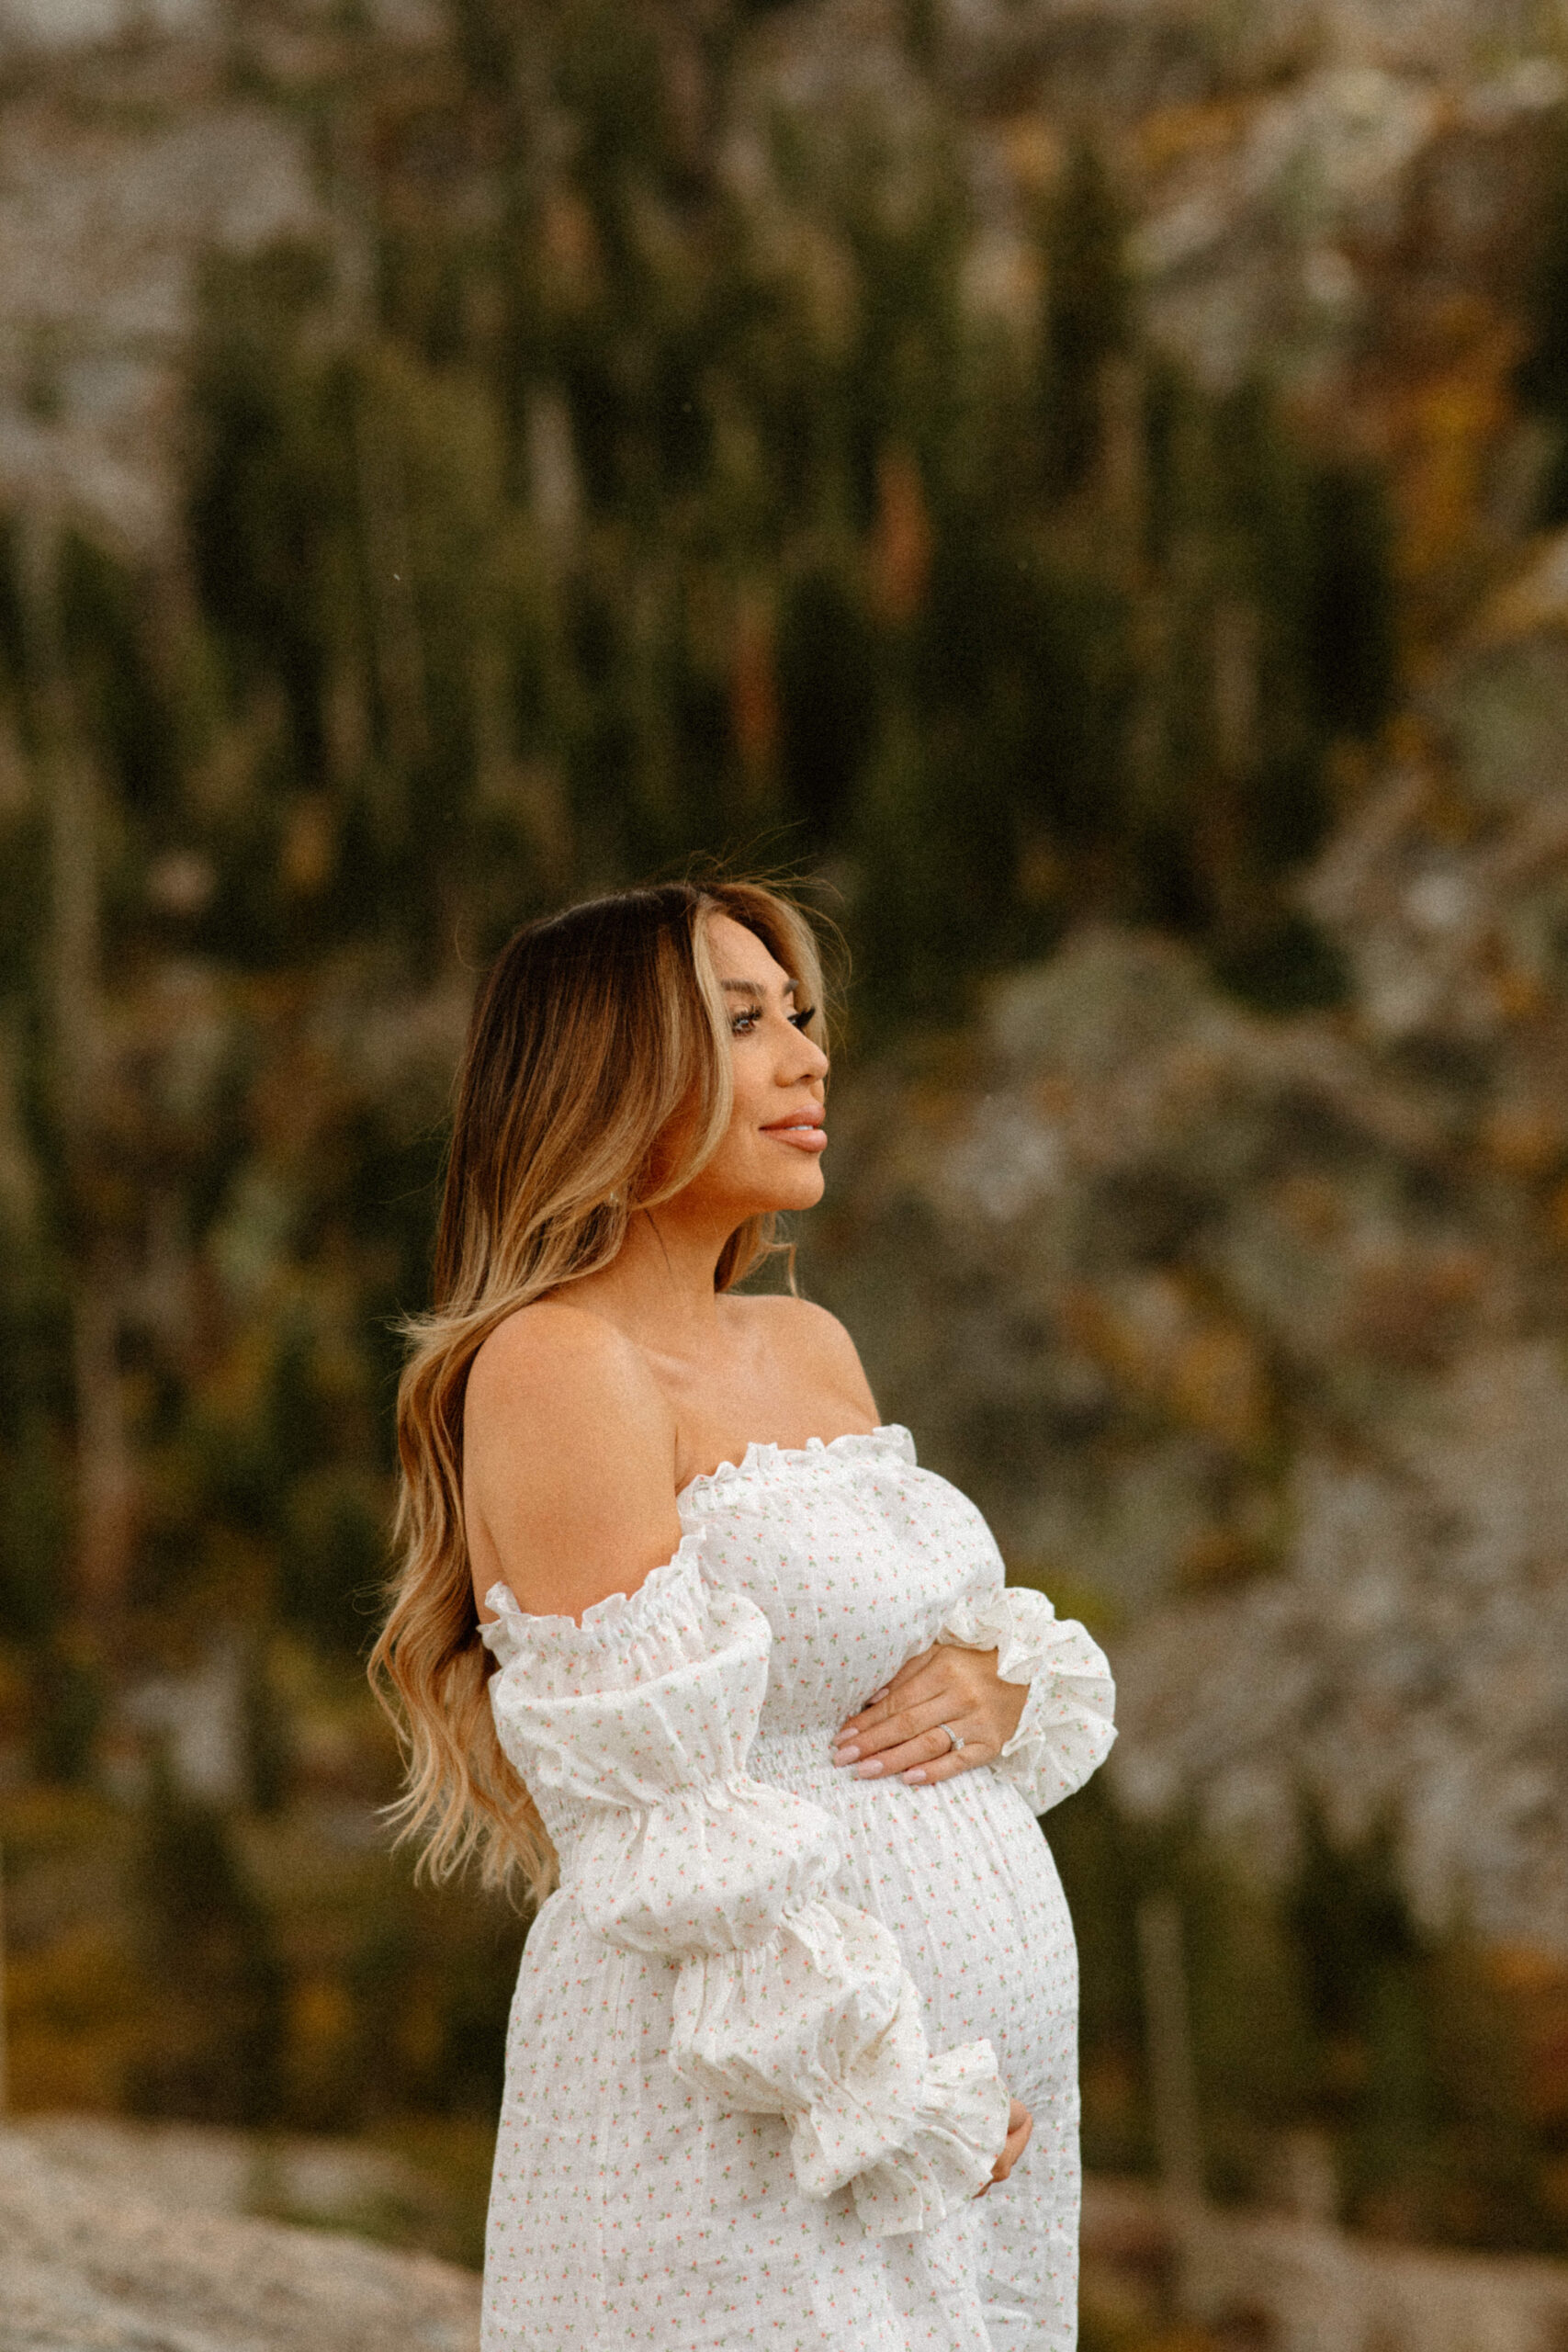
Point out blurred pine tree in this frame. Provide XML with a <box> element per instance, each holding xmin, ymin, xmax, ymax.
<box><xmin>1040</xmin><ymin>141</ymin><xmax>1132</xmax><ymax>506</ymax></box>
<box><xmin>132</xmin><ymin>1760</ymin><xmax>286</xmax><ymax>2126</ymax></box>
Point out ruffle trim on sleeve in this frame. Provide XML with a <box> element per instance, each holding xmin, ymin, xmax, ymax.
<box><xmin>479</xmin><ymin>1535</ymin><xmax>713</xmax><ymax>1680</ymax></box>
<box><xmin>669</xmin><ymin>1897</ymin><xmax>1009</xmax><ymax>2235</ymax></box>
<box><xmin>939</xmin><ymin>1585</ymin><xmax>1117</xmax><ymax>1815</ymax></box>
<box><xmin>482</xmin><ymin>1543</ymin><xmax>774</xmax><ymax>1806</ymax></box>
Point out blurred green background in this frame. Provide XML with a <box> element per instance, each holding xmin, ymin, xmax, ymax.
<box><xmin>5</xmin><ymin>0</ymin><xmax>1568</xmax><ymax>2335</ymax></box>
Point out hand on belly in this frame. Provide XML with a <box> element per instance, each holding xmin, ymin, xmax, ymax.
<box><xmin>972</xmin><ymin>2098</ymin><xmax>1032</xmax><ymax>2197</ymax></box>
<box><xmin>830</xmin><ymin>1643</ymin><xmax>1028</xmax><ymax>1784</ymax></box>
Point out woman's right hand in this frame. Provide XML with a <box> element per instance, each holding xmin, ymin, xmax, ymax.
<box><xmin>978</xmin><ymin>2098</ymin><xmax>1032</xmax><ymax>2193</ymax></box>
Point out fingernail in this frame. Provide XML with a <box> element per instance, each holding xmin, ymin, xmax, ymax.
<box><xmin>869</xmin><ymin>1688</ymin><xmax>890</xmax><ymax>1702</ymax></box>
<box><xmin>832</xmin><ymin>1745</ymin><xmax>859</xmax><ymax>1765</ymax></box>
<box><xmin>902</xmin><ymin>1769</ymin><xmax>926</xmax><ymax>1784</ymax></box>
<box><xmin>853</xmin><ymin>1758</ymin><xmax>884</xmax><ymax>1778</ymax></box>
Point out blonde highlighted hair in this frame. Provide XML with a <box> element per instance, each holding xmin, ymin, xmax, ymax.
<box><xmin>370</xmin><ymin>879</ymin><xmax>829</xmax><ymax>1906</ymax></box>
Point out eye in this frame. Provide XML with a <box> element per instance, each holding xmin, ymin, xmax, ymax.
<box><xmin>790</xmin><ymin>1006</ymin><xmax>817</xmax><ymax>1031</ymax></box>
<box><xmin>729</xmin><ymin>1008</ymin><xmax>761</xmax><ymax>1035</ymax></box>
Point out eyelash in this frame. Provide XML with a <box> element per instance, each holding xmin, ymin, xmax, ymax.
<box><xmin>731</xmin><ymin>1006</ymin><xmax>816</xmax><ymax>1035</ymax></box>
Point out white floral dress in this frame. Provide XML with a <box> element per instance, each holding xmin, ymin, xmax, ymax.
<box><xmin>478</xmin><ymin>1425</ymin><xmax>1115</xmax><ymax>2352</ymax></box>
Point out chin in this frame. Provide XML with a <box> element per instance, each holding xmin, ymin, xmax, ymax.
<box><xmin>700</xmin><ymin>1152</ymin><xmax>827</xmax><ymax>1227</ymax></box>
<box><xmin>748</xmin><ymin>1166</ymin><xmax>827</xmax><ymax>1217</ymax></box>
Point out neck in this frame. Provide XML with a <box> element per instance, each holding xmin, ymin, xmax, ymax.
<box><xmin>579</xmin><ymin>1201</ymin><xmax>737</xmax><ymax>1354</ymax></box>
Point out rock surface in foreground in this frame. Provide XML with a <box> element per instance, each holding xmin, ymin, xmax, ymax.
<box><xmin>1083</xmin><ymin>2177</ymin><xmax>1568</xmax><ymax>2352</ymax></box>
<box><xmin>0</xmin><ymin>2125</ymin><xmax>480</xmax><ymax>2352</ymax></box>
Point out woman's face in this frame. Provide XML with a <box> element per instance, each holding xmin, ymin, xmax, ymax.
<box><xmin>681</xmin><ymin>912</ymin><xmax>829</xmax><ymax>1223</ymax></box>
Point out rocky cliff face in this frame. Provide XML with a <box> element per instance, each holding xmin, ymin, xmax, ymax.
<box><xmin>4</xmin><ymin>0</ymin><xmax>1566</xmax><ymax>548</ymax></box>
<box><xmin>808</xmin><ymin>573</ymin><xmax>1568</xmax><ymax>1951</ymax></box>
<box><xmin>0</xmin><ymin>8</ymin><xmax>321</xmax><ymax>550</ymax></box>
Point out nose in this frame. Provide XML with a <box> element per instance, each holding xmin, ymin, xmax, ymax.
<box><xmin>784</xmin><ymin>1019</ymin><xmax>829</xmax><ymax>1082</ymax></box>
<box><xmin>789</xmin><ymin>1030</ymin><xmax>827</xmax><ymax>1081</ymax></box>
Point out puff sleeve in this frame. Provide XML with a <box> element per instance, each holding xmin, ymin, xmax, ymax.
<box><xmin>937</xmin><ymin>1581</ymin><xmax>1116</xmax><ymax>1815</ymax></box>
<box><xmin>480</xmin><ymin>1533</ymin><xmax>1010</xmax><ymax>2236</ymax></box>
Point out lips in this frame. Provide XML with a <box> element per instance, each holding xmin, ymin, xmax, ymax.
<box><xmin>761</xmin><ymin>1105</ymin><xmax>827</xmax><ymax>1150</ymax></box>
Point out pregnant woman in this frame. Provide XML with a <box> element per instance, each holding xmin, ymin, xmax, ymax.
<box><xmin>373</xmin><ymin>879</ymin><xmax>1115</xmax><ymax>2351</ymax></box>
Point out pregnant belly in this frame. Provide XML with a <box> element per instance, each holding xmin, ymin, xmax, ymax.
<box><xmin>748</xmin><ymin>1728</ymin><xmax>1078</xmax><ymax>2113</ymax></box>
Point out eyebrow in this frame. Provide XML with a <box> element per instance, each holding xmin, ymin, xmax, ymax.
<box><xmin>721</xmin><ymin>977</ymin><xmax>796</xmax><ymax>999</ymax></box>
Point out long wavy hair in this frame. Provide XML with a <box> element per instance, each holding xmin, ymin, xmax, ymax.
<box><xmin>369</xmin><ymin>879</ymin><xmax>829</xmax><ymax>1906</ymax></box>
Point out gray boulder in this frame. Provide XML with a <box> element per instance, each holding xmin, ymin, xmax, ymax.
<box><xmin>0</xmin><ymin>2125</ymin><xmax>479</xmax><ymax>2352</ymax></box>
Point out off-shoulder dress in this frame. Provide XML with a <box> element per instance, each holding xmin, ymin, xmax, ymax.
<box><xmin>478</xmin><ymin>1424</ymin><xmax>1115</xmax><ymax>2352</ymax></box>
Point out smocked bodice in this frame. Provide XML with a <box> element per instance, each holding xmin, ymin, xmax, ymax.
<box><xmin>674</xmin><ymin>1425</ymin><xmax>1005</xmax><ymax>1736</ymax></box>
<box><xmin>480</xmin><ymin>1422</ymin><xmax>1114</xmax><ymax>1864</ymax></box>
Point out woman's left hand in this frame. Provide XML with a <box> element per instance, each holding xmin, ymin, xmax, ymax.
<box><xmin>831</xmin><ymin>1643</ymin><xmax>1027</xmax><ymax>1784</ymax></box>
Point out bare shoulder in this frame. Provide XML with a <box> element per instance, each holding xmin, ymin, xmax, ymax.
<box><xmin>468</xmin><ymin>1295</ymin><xmax>668</xmax><ymax>1431</ymax></box>
<box><xmin>466</xmin><ymin>1299</ymin><xmax>681</xmax><ymax>1623</ymax></box>
<box><xmin>735</xmin><ymin>1291</ymin><xmax>858</xmax><ymax>1364</ymax></box>
<box><xmin>729</xmin><ymin>1293</ymin><xmax>878</xmax><ymax>1416</ymax></box>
